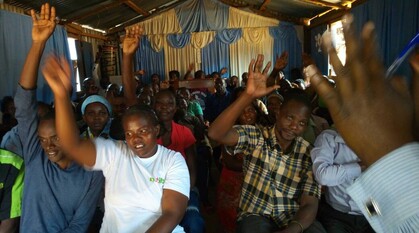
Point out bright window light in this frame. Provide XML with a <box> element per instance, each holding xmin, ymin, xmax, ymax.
<box><xmin>67</xmin><ymin>38</ymin><xmax>81</xmax><ymax>91</ymax></box>
<box><xmin>329</xmin><ymin>20</ymin><xmax>346</xmax><ymax>75</ymax></box>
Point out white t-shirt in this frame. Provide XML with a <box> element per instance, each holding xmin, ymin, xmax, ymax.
<box><xmin>92</xmin><ymin>138</ymin><xmax>190</xmax><ymax>233</ymax></box>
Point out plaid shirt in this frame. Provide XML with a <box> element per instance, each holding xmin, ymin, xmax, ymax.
<box><xmin>232</xmin><ymin>125</ymin><xmax>320</xmax><ymax>228</ymax></box>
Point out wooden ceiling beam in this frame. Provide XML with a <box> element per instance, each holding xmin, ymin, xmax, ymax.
<box><xmin>259</xmin><ymin>0</ymin><xmax>270</xmax><ymax>11</ymax></box>
<box><xmin>251</xmin><ymin>8</ymin><xmax>305</xmax><ymax>25</ymax></box>
<box><xmin>297</xmin><ymin>0</ymin><xmax>348</xmax><ymax>10</ymax></box>
<box><xmin>65</xmin><ymin>24</ymin><xmax>108</xmax><ymax>40</ymax></box>
<box><xmin>307</xmin><ymin>0</ymin><xmax>366</xmax><ymax>28</ymax></box>
<box><xmin>123</xmin><ymin>0</ymin><xmax>150</xmax><ymax>16</ymax></box>
<box><xmin>64</xmin><ymin>1</ymin><xmax>123</xmax><ymax>24</ymax></box>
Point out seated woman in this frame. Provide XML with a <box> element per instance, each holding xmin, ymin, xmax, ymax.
<box><xmin>80</xmin><ymin>95</ymin><xmax>112</xmax><ymax>139</ymax></box>
<box><xmin>41</xmin><ymin>27</ymin><xmax>189</xmax><ymax>232</ymax></box>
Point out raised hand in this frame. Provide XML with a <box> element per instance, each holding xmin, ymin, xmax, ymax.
<box><xmin>31</xmin><ymin>3</ymin><xmax>56</xmax><ymax>43</ymax></box>
<box><xmin>245</xmin><ymin>54</ymin><xmax>279</xmax><ymax>98</ymax></box>
<box><xmin>42</xmin><ymin>56</ymin><xmax>72</xmax><ymax>99</ymax></box>
<box><xmin>274</xmin><ymin>51</ymin><xmax>289</xmax><ymax>70</ymax></box>
<box><xmin>123</xmin><ymin>26</ymin><xmax>143</xmax><ymax>55</ymax></box>
<box><xmin>310</xmin><ymin>15</ymin><xmax>415</xmax><ymax>166</ymax></box>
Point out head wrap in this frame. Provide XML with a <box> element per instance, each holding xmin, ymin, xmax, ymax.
<box><xmin>81</xmin><ymin>95</ymin><xmax>112</xmax><ymax>116</ymax></box>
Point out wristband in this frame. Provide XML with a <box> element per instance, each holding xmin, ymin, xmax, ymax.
<box><xmin>289</xmin><ymin>220</ymin><xmax>304</xmax><ymax>233</ymax></box>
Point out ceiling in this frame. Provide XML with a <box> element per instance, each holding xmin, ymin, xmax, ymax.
<box><xmin>4</xmin><ymin>0</ymin><xmax>361</xmax><ymax>36</ymax></box>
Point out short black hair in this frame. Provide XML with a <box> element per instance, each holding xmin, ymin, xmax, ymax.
<box><xmin>194</xmin><ymin>70</ymin><xmax>205</xmax><ymax>79</ymax></box>
<box><xmin>154</xmin><ymin>89</ymin><xmax>177</xmax><ymax>106</ymax></box>
<box><xmin>169</xmin><ymin>70</ymin><xmax>180</xmax><ymax>79</ymax></box>
<box><xmin>38</xmin><ymin>110</ymin><xmax>56</xmax><ymax>123</ymax></box>
<box><xmin>122</xmin><ymin>104</ymin><xmax>159</xmax><ymax>127</ymax></box>
<box><xmin>281</xmin><ymin>88</ymin><xmax>311</xmax><ymax>111</ymax></box>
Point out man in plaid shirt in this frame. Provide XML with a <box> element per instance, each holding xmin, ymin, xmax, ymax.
<box><xmin>209</xmin><ymin>55</ymin><xmax>324</xmax><ymax>233</ymax></box>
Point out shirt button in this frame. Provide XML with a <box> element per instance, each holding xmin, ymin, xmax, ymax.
<box><xmin>365</xmin><ymin>198</ymin><xmax>381</xmax><ymax>217</ymax></box>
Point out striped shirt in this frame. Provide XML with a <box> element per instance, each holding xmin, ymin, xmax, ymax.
<box><xmin>347</xmin><ymin>142</ymin><xmax>419</xmax><ymax>233</ymax></box>
<box><xmin>232</xmin><ymin>125</ymin><xmax>320</xmax><ymax>228</ymax></box>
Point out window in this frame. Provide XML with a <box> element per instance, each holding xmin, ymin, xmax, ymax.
<box><xmin>67</xmin><ymin>38</ymin><xmax>82</xmax><ymax>92</ymax></box>
<box><xmin>329</xmin><ymin>20</ymin><xmax>346</xmax><ymax>76</ymax></box>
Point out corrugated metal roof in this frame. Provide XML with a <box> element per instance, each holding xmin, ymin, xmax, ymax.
<box><xmin>4</xmin><ymin>0</ymin><xmax>357</xmax><ymax>35</ymax></box>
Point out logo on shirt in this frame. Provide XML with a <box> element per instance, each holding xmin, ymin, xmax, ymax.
<box><xmin>149</xmin><ymin>177</ymin><xmax>165</xmax><ymax>184</ymax></box>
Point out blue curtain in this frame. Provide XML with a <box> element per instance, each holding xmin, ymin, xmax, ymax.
<box><xmin>175</xmin><ymin>0</ymin><xmax>228</xmax><ymax>33</ymax></box>
<box><xmin>309</xmin><ymin>24</ymin><xmax>328</xmax><ymax>75</ymax></box>
<box><xmin>216</xmin><ymin>28</ymin><xmax>242</xmax><ymax>44</ymax></box>
<box><xmin>166</xmin><ymin>34</ymin><xmax>191</xmax><ymax>48</ymax></box>
<box><xmin>0</xmin><ymin>10</ymin><xmax>72</xmax><ymax>104</ymax></box>
<box><xmin>270</xmin><ymin>23</ymin><xmax>302</xmax><ymax>79</ymax></box>
<box><xmin>135</xmin><ymin>36</ymin><xmax>165</xmax><ymax>84</ymax></box>
<box><xmin>351</xmin><ymin>0</ymin><xmax>419</xmax><ymax>80</ymax></box>
<box><xmin>201</xmin><ymin>29</ymin><xmax>242</xmax><ymax>77</ymax></box>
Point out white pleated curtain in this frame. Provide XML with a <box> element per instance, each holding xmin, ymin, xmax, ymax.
<box><xmin>129</xmin><ymin>0</ymin><xmax>279</xmax><ymax>80</ymax></box>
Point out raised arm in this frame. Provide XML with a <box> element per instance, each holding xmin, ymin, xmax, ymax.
<box><xmin>19</xmin><ymin>3</ymin><xmax>56</xmax><ymax>89</ymax></box>
<box><xmin>42</xmin><ymin>56</ymin><xmax>97</xmax><ymax>166</ymax></box>
<box><xmin>208</xmin><ymin>55</ymin><xmax>278</xmax><ymax>146</ymax></box>
<box><xmin>309</xmin><ymin>16</ymin><xmax>415</xmax><ymax>166</ymax></box>
<box><xmin>122</xmin><ymin>26</ymin><xmax>143</xmax><ymax>107</ymax></box>
<box><xmin>267</xmin><ymin>51</ymin><xmax>288</xmax><ymax>87</ymax></box>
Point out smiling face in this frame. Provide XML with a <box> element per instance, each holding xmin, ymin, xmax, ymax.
<box><xmin>239</xmin><ymin>105</ymin><xmax>257</xmax><ymax>125</ymax></box>
<box><xmin>123</xmin><ymin>112</ymin><xmax>160</xmax><ymax>158</ymax></box>
<box><xmin>154</xmin><ymin>91</ymin><xmax>177</xmax><ymax>123</ymax></box>
<box><xmin>83</xmin><ymin>102</ymin><xmax>110</xmax><ymax>137</ymax></box>
<box><xmin>38</xmin><ymin>119</ymin><xmax>66</xmax><ymax>165</ymax></box>
<box><xmin>275</xmin><ymin>100</ymin><xmax>310</xmax><ymax>149</ymax></box>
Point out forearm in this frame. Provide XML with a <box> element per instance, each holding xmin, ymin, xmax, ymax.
<box><xmin>122</xmin><ymin>53</ymin><xmax>138</xmax><ymax>107</ymax></box>
<box><xmin>146</xmin><ymin>212</ymin><xmax>183</xmax><ymax>233</ymax></box>
<box><xmin>19</xmin><ymin>41</ymin><xmax>47</xmax><ymax>89</ymax></box>
<box><xmin>208</xmin><ymin>93</ymin><xmax>253</xmax><ymax>145</ymax></box>
<box><xmin>54</xmin><ymin>95</ymin><xmax>84</xmax><ymax>160</ymax></box>
<box><xmin>287</xmin><ymin>202</ymin><xmax>318</xmax><ymax>232</ymax></box>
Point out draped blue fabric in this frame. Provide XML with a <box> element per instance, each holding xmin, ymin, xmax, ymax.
<box><xmin>351</xmin><ymin>0</ymin><xmax>419</xmax><ymax>79</ymax></box>
<box><xmin>0</xmin><ymin>10</ymin><xmax>72</xmax><ymax>103</ymax></box>
<box><xmin>175</xmin><ymin>0</ymin><xmax>228</xmax><ymax>33</ymax></box>
<box><xmin>270</xmin><ymin>23</ymin><xmax>302</xmax><ymax>79</ymax></box>
<box><xmin>135</xmin><ymin>36</ymin><xmax>165</xmax><ymax>84</ymax></box>
<box><xmin>215</xmin><ymin>28</ymin><xmax>242</xmax><ymax>44</ymax></box>
<box><xmin>201</xmin><ymin>29</ymin><xmax>242</xmax><ymax>77</ymax></box>
<box><xmin>309</xmin><ymin>24</ymin><xmax>328</xmax><ymax>75</ymax></box>
<box><xmin>166</xmin><ymin>33</ymin><xmax>191</xmax><ymax>48</ymax></box>
<box><xmin>201</xmin><ymin>37</ymin><xmax>229</xmax><ymax>77</ymax></box>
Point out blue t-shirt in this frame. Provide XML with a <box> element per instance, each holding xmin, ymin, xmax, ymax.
<box><xmin>15</xmin><ymin>86</ymin><xmax>104</xmax><ymax>233</ymax></box>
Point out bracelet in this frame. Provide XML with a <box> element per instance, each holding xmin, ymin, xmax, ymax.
<box><xmin>289</xmin><ymin>220</ymin><xmax>304</xmax><ymax>233</ymax></box>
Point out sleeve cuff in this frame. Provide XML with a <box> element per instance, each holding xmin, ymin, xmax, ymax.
<box><xmin>347</xmin><ymin>142</ymin><xmax>419</xmax><ymax>233</ymax></box>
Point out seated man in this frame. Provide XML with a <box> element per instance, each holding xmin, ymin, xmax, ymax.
<box><xmin>311</xmin><ymin>129</ymin><xmax>374</xmax><ymax>233</ymax></box>
<box><xmin>15</xmin><ymin>4</ymin><xmax>103</xmax><ymax>232</ymax></box>
<box><xmin>0</xmin><ymin>149</ymin><xmax>24</xmax><ymax>233</ymax></box>
<box><xmin>208</xmin><ymin>55</ymin><xmax>325</xmax><ymax>233</ymax></box>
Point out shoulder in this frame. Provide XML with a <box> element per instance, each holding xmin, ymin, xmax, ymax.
<box><xmin>157</xmin><ymin>145</ymin><xmax>186</xmax><ymax>163</ymax></box>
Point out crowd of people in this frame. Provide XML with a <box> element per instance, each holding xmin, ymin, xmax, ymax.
<box><xmin>1</xmin><ymin>3</ymin><xmax>418</xmax><ymax>233</ymax></box>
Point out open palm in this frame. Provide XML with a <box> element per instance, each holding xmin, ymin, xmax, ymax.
<box><xmin>123</xmin><ymin>26</ymin><xmax>143</xmax><ymax>55</ymax></box>
<box><xmin>246</xmin><ymin>54</ymin><xmax>279</xmax><ymax>98</ymax></box>
<box><xmin>42</xmin><ymin>56</ymin><xmax>72</xmax><ymax>98</ymax></box>
<box><xmin>31</xmin><ymin>3</ymin><xmax>56</xmax><ymax>42</ymax></box>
